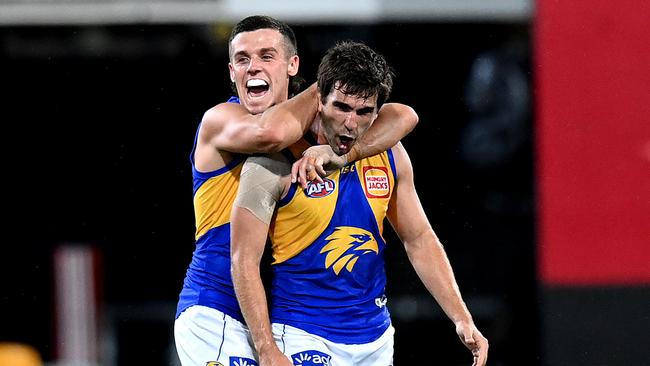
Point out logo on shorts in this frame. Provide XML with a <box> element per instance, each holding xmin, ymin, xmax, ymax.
<box><xmin>228</xmin><ymin>357</ymin><xmax>258</xmax><ymax>366</ymax></box>
<box><xmin>305</xmin><ymin>178</ymin><xmax>335</xmax><ymax>198</ymax></box>
<box><xmin>321</xmin><ymin>227</ymin><xmax>378</xmax><ymax>275</ymax></box>
<box><xmin>363</xmin><ymin>166</ymin><xmax>390</xmax><ymax>198</ymax></box>
<box><xmin>291</xmin><ymin>350</ymin><xmax>332</xmax><ymax>365</ymax></box>
<box><xmin>375</xmin><ymin>294</ymin><xmax>388</xmax><ymax>308</ymax></box>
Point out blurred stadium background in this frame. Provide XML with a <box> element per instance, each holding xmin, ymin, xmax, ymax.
<box><xmin>1</xmin><ymin>1</ymin><xmax>648</xmax><ymax>365</ymax></box>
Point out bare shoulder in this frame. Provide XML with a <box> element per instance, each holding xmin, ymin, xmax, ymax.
<box><xmin>389</xmin><ymin>141</ymin><xmax>408</xmax><ymax>163</ymax></box>
<box><xmin>193</xmin><ymin>103</ymin><xmax>243</xmax><ymax>171</ymax></box>
<box><xmin>389</xmin><ymin>142</ymin><xmax>414</xmax><ymax>178</ymax></box>
<box><xmin>201</xmin><ymin>102</ymin><xmax>247</xmax><ymax>131</ymax></box>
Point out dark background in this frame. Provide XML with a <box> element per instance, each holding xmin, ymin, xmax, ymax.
<box><xmin>1</xmin><ymin>22</ymin><xmax>536</xmax><ymax>366</ymax></box>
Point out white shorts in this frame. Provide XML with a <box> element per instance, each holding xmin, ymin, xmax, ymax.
<box><xmin>272</xmin><ymin>323</ymin><xmax>394</xmax><ymax>366</ymax></box>
<box><xmin>174</xmin><ymin>305</ymin><xmax>258</xmax><ymax>366</ymax></box>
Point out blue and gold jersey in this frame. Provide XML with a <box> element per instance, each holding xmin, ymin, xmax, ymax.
<box><xmin>269</xmin><ymin>143</ymin><xmax>397</xmax><ymax>344</ymax></box>
<box><xmin>176</xmin><ymin>97</ymin><xmax>245</xmax><ymax>321</ymax></box>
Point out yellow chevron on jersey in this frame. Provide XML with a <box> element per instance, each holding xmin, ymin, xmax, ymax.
<box><xmin>269</xmin><ymin>150</ymin><xmax>395</xmax><ymax>265</ymax></box>
<box><xmin>270</xmin><ymin>170</ymin><xmax>340</xmax><ymax>264</ymax></box>
<box><xmin>193</xmin><ymin>161</ymin><xmax>243</xmax><ymax>240</ymax></box>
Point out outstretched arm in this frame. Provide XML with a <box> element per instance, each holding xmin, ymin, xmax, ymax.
<box><xmin>386</xmin><ymin>142</ymin><xmax>489</xmax><ymax>366</ymax></box>
<box><xmin>292</xmin><ymin>102</ymin><xmax>418</xmax><ymax>187</ymax></box>
<box><xmin>230</xmin><ymin>155</ymin><xmax>293</xmax><ymax>366</ymax></box>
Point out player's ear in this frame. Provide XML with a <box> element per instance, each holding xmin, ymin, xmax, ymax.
<box><xmin>288</xmin><ymin>55</ymin><xmax>299</xmax><ymax>77</ymax></box>
<box><xmin>228</xmin><ymin>63</ymin><xmax>235</xmax><ymax>82</ymax></box>
<box><xmin>317</xmin><ymin>90</ymin><xmax>323</xmax><ymax>113</ymax></box>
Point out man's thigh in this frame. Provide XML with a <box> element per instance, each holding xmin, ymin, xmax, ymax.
<box><xmin>175</xmin><ymin>305</ymin><xmax>258</xmax><ymax>366</ymax></box>
<box><xmin>272</xmin><ymin>323</ymin><xmax>394</xmax><ymax>366</ymax></box>
<box><xmin>272</xmin><ymin>323</ymin><xmax>337</xmax><ymax>366</ymax></box>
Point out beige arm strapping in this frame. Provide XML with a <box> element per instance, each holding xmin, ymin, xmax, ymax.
<box><xmin>233</xmin><ymin>153</ymin><xmax>291</xmax><ymax>225</ymax></box>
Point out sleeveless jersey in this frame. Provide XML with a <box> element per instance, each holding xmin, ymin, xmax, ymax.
<box><xmin>176</xmin><ymin>97</ymin><xmax>246</xmax><ymax>322</ymax></box>
<box><xmin>269</xmin><ymin>143</ymin><xmax>398</xmax><ymax>344</ymax></box>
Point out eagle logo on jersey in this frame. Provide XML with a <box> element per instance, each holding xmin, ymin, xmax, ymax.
<box><xmin>321</xmin><ymin>227</ymin><xmax>379</xmax><ymax>275</ymax></box>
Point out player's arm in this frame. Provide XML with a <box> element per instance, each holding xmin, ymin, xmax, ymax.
<box><xmin>344</xmin><ymin>102</ymin><xmax>418</xmax><ymax>162</ymax></box>
<box><xmin>386</xmin><ymin>142</ymin><xmax>489</xmax><ymax>366</ymax></box>
<box><xmin>202</xmin><ymin>83</ymin><xmax>318</xmax><ymax>154</ymax></box>
<box><xmin>292</xmin><ymin>102</ymin><xmax>418</xmax><ymax>186</ymax></box>
<box><xmin>230</xmin><ymin>154</ymin><xmax>293</xmax><ymax>366</ymax></box>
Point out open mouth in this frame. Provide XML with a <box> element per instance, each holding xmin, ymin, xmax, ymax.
<box><xmin>246</xmin><ymin>79</ymin><xmax>269</xmax><ymax>98</ymax></box>
<box><xmin>338</xmin><ymin>135</ymin><xmax>355</xmax><ymax>151</ymax></box>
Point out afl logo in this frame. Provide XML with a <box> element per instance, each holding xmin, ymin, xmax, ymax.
<box><xmin>305</xmin><ymin>178</ymin><xmax>336</xmax><ymax>198</ymax></box>
<box><xmin>363</xmin><ymin>166</ymin><xmax>390</xmax><ymax>198</ymax></box>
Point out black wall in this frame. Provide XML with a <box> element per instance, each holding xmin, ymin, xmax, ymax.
<box><xmin>1</xmin><ymin>22</ymin><xmax>536</xmax><ymax>366</ymax></box>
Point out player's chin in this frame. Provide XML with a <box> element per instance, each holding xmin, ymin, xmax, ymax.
<box><xmin>243</xmin><ymin>98</ymin><xmax>271</xmax><ymax>115</ymax></box>
<box><xmin>336</xmin><ymin>144</ymin><xmax>351</xmax><ymax>155</ymax></box>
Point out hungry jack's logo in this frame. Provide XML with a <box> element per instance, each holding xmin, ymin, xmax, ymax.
<box><xmin>363</xmin><ymin>166</ymin><xmax>390</xmax><ymax>198</ymax></box>
<box><xmin>320</xmin><ymin>227</ymin><xmax>378</xmax><ymax>275</ymax></box>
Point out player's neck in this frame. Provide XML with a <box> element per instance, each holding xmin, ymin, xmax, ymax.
<box><xmin>308</xmin><ymin>116</ymin><xmax>327</xmax><ymax>145</ymax></box>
